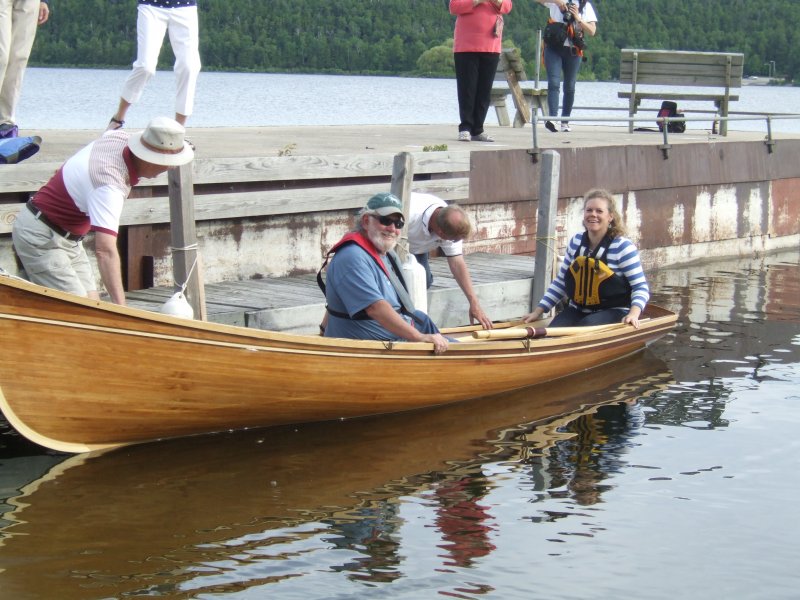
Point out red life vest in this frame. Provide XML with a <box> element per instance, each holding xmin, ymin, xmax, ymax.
<box><xmin>323</xmin><ymin>231</ymin><xmax>391</xmax><ymax>281</ymax></box>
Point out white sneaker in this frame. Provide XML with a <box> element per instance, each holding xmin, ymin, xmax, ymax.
<box><xmin>560</xmin><ymin>123</ymin><xmax>571</xmax><ymax>132</ymax></box>
<box><xmin>458</xmin><ymin>131</ymin><xmax>471</xmax><ymax>142</ymax></box>
<box><xmin>471</xmin><ymin>132</ymin><xmax>495</xmax><ymax>142</ymax></box>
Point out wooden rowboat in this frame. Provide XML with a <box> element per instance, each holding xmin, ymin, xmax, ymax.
<box><xmin>0</xmin><ymin>273</ymin><xmax>677</xmax><ymax>453</ymax></box>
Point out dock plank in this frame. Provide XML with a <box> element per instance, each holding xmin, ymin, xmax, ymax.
<box><xmin>125</xmin><ymin>252</ymin><xmax>536</xmax><ymax>333</ymax></box>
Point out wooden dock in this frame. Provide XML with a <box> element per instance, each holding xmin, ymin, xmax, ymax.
<box><xmin>6</xmin><ymin>123</ymin><xmax>799</xmax><ymax>335</ymax></box>
<box><xmin>125</xmin><ymin>252</ymin><xmax>536</xmax><ymax>334</ymax></box>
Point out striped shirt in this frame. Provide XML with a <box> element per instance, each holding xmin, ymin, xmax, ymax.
<box><xmin>538</xmin><ymin>232</ymin><xmax>650</xmax><ymax>313</ymax></box>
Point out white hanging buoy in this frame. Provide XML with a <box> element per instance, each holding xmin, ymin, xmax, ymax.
<box><xmin>161</xmin><ymin>291</ymin><xmax>194</xmax><ymax>320</ymax></box>
<box><xmin>402</xmin><ymin>254</ymin><xmax>428</xmax><ymax>314</ymax></box>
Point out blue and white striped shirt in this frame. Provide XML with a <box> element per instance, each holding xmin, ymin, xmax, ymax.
<box><xmin>538</xmin><ymin>232</ymin><xmax>650</xmax><ymax>313</ymax></box>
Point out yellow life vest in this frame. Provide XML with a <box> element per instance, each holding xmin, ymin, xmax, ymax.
<box><xmin>564</xmin><ymin>233</ymin><xmax>631</xmax><ymax>309</ymax></box>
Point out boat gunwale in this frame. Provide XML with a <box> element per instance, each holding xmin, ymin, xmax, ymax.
<box><xmin>0</xmin><ymin>274</ymin><xmax>677</xmax><ymax>357</ymax></box>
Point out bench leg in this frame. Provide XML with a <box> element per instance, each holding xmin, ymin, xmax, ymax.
<box><xmin>531</xmin><ymin>94</ymin><xmax>547</xmax><ymax>118</ymax></box>
<box><xmin>719</xmin><ymin>99</ymin><xmax>729</xmax><ymax>136</ymax></box>
<box><xmin>628</xmin><ymin>97</ymin><xmax>636</xmax><ymax>133</ymax></box>
<box><xmin>492</xmin><ymin>97</ymin><xmax>511</xmax><ymax>127</ymax></box>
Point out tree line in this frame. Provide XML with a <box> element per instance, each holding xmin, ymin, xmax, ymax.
<box><xmin>31</xmin><ymin>0</ymin><xmax>797</xmax><ymax>82</ymax></box>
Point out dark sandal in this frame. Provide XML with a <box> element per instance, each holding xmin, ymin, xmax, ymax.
<box><xmin>107</xmin><ymin>117</ymin><xmax>125</xmax><ymax>131</ymax></box>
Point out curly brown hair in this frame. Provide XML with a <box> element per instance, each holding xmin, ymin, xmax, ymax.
<box><xmin>584</xmin><ymin>188</ymin><xmax>626</xmax><ymax>238</ymax></box>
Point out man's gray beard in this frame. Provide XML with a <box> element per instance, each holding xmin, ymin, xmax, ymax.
<box><xmin>368</xmin><ymin>228</ymin><xmax>398</xmax><ymax>254</ymax></box>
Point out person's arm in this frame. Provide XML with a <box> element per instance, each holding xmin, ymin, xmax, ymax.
<box><xmin>615</xmin><ymin>238</ymin><xmax>649</xmax><ymax>329</ymax></box>
<box><xmin>573</xmin><ymin>1</ymin><xmax>598</xmax><ymax>36</ymax></box>
<box><xmin>94</xmin><ymin>231</ymin><xmax>126</xmax><ymax>305</ymax></box>
<box><xmin>523</xmin><ymin>233</ymin><xmax>581</xmax><ymax>322</ymax></box>
<box><xmin>38</xmin><ymin>1</ymin><xmax>49</xmax><ymax>25</ymax></box>
<box><xmin>446</xmin><ymin>255</ymin><xmax>492</xmax><ymax>329</ymax></box>
<box><xmin>365</xmin><ymin>300</ymin><xmax>449</xmax><ymax>354</ymax></box>
<box><xmin>575</xmin><ymin>9</ymin><xmax>597</xmax><ymax>36</ymax></box>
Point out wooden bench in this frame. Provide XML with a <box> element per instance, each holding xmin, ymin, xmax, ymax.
<box><xmin>490</xmin><ymin>47</ymin><xmax>548</xmax><ymax>127</ymax></box>
<box><xmin>619</xmin><ymin>49</ymin><xmax>743</xmax><ymax>136</ymax></box>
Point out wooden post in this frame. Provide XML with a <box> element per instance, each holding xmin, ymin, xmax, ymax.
<box><xmin>167</xmin><ymin>163</ymin><xmax>207</xmax><ymax>320</ymax></box>
<box><xmin>532</xmin><ymin>150</ymin><xmax>560</xmax><ymax>311</ymax></box>
<box><xmin>390</xmin><ymin>151</ymin><xmax>414</xmax><ymax>262</ymax></box>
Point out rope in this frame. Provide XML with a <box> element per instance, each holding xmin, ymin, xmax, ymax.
<box><xmin>534</xmin><ymin>234</ymin><xmax>559</xmax><ymax>257</ymax></box>
<box><xmin>170</xmin><ymin>243</ymin><xmax>199</xmax><ymax>294</ymax></box>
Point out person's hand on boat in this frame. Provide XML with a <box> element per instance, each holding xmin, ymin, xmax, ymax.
<box><xmin>522</xmin><ymin>307</ymin><xmax>545</xmax><ymax>324</ymax></box>
<box><xmin>470</xmin><ymin>301</ymin><xmax>493</xmax><ymax>330</ymax></box>
<box><xmin>422</xmin><ymin>332</ymin><xmax>449</xmax><ymax>355</ymax></box>
<box><xmin>622</xmin><ymin>306</ymin><xmax>643</xmax><ymax>329</ymax></box>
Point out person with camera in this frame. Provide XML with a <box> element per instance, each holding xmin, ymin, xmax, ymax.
<box><xmin>536</xmin><ymin>0</ymin><xmax>597</xmax><ymax>133</ymax></box>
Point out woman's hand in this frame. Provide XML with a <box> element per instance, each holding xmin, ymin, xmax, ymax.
<box><xmin>622</xmin><ymin>306</ymin><xmax>643</xmax><ymax>329</ymax></box>
<box><xmin>566</xmin><ymin>2</ymin><xmax>579</xmax><ymax>19</ymax></box>
<box><xmin>522</xmin><ymin>307</ymin><xmax>545</xmax><ymax>324</ymax></box>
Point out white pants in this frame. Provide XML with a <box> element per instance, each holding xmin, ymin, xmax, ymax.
<box><xmin>0</xmin><ymin>0</ymin><xmax>39</xmax><ymax>124</ymax></box>
<box><xmin>120</xmin><ymin>4</ymin><xmax>201</xmax><ymax>117</ymax></box>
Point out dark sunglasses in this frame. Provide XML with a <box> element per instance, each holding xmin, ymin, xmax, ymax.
<box><xmin>372</xmin><ymin>214</ymin><xmax>405</xmax><ymax>229</ymax></box>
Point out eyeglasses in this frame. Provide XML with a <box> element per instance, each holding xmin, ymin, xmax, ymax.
<box><xmin>372</xmin><ymin>214</ymin><xmax>405</xmax><ymax>229</ymax></box>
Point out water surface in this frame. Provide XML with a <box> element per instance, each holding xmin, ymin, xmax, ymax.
<box><xmin>17</xmin><ymin>67</ymin><xmax>800</xmax><ymax>133</ymax></box>
<box><xmin>1</xmin><ymin>250</ymin><xmax>799</xmax><ymax>598</ymax></box>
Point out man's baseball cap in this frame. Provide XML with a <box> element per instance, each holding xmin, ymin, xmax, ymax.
<box><xmin>366</xmin><ymin>192</ymin><xmax>403</xmax><ymax>216</ymax></box>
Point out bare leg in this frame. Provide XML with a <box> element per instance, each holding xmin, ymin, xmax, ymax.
<box><xmin>108</xmin><ymin>98</ymin><xmax>131</xmax><ymax>130</ymax></box>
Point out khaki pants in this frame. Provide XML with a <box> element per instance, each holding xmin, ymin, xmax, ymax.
<box><xmin>11</xmin><ymin>206</ymin><xmax>98</xmax><ymax>296</ymax></box>
<box><xmin>0</xmin><ymin>0</ymin><xmax>39</xmax><ymax>125</ymax></box>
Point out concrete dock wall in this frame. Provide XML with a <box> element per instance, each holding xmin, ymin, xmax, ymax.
<box><xmin>1</xmin><ymin>138</ymin><xmax>797</xmax><ymax>291</ymax></box>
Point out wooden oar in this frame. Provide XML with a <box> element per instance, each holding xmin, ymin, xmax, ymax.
<box><xmin>471</xmin><ymin>322</ymin><xmax>630</xmax><ymax>340</ymax></box>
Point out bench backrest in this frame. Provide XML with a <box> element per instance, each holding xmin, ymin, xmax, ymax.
<box><xmin>620</xmin><ymin>49</ymin><xmax>744</xmax><ymax>88</ymax></box>
<box><xmin>497</xmin><ymin>47</ymin><xmax>527</xmax><ymax>81</ymax></box>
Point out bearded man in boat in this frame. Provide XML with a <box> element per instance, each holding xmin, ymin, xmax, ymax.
<box><xmin>11</xmin><ymin>117</ymin><xmax>194</xmax><ymax>305</ymax></box>
<box><xmin>320</xmin><ymin>192</ymin><xmax>450</xmax><ymax>355</ymax></box>
<box><xmin>522</xmin><ymin>188</ymin><xmax>650</xmax><ymax>328</ymax></box>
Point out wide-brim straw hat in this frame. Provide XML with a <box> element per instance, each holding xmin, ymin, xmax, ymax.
<box><xmin>128</xmin><ymin>117</ymin><xmax>194</xmax><ymax>167</ymax></box>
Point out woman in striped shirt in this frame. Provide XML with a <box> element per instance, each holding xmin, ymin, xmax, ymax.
<box><xmin>523</xmin><ymin>188</ymin><xmax>650</xmax><ymax>328</ymax></box>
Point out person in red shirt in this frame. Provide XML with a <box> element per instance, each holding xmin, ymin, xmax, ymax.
<box><xmin>449</xmin><ymin>0</ymin><xmax>513</xmax><ymax>143</ymax></box>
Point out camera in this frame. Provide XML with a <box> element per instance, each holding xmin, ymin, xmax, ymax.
<box><xmin>563</xmin><ymin>0</ymin><xmax>575</xmax><ymax>22</ymax></box>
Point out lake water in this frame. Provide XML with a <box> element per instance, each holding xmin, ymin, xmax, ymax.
<box><xmin>2</xmin><ymin>249</ymin><xmax>800</xmax><ymax>599</ymax></box>
<box><xmin>16</xmin><ymin>67</ymin><xmax>800</xmax><ymax>133</ymax></box>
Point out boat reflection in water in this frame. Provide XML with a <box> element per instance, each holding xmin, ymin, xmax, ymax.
<box><xmin>0</xmin><ymin>351</ymin><xmax>672</xmax><ymax>599</ymax></box>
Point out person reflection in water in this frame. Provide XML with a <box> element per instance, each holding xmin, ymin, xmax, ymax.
<box><xmin>434</xmin><ymin>470</ymin><xmax>496</xmax><ymax>567</ymax></box>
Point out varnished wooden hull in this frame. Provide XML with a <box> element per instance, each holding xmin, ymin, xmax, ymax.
<box><xmin>0</xmin><ymin>353</ymin><xmax>673</xmax><ymax>599</ymax></box>
<box><xmin>0</xmin><ymin>274</ymin><xmax>677</xmax><ymax>452</ymax></box>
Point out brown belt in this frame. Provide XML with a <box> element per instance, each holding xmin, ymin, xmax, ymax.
<box><xmin>26</xmin><ymin>200</ymin><xmax>84</xmax><ymax>242</ymax></box>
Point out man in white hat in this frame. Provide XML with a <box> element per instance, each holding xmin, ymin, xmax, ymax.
<box><xmin>12</xmin><ymin>116</ymin><xmax>194</xmax><ymax>305</ymax></box>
